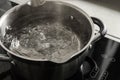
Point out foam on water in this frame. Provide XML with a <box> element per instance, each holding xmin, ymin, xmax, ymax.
<box><xmin>9</xmin><ymin>20</ymin><xmax>81</xmax><ymax>62</ymax></box>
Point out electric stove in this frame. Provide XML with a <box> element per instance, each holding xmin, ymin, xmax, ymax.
<box><xmin>0</xmin><ymin>0</ymin><xmax>120</xmax><ymax>80</ymax></box>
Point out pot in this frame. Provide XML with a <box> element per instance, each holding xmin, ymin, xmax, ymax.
<box><xmin>0</xmin><ymin>1</ymin><xmax>106</xmax><ymax>80</ymax></box>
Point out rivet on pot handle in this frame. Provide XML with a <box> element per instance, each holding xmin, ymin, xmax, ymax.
<box><xmin>91</xmin><ymin>17</ymin><xmax>107</xmax><ymax>44</ymax></box>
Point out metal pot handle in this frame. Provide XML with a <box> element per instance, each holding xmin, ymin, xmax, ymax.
<box><xmin>91</xmin><ymin>17</ymin><xmax>107</xmax><ymax>44</ymax></box>
<box><xmin>0</xmin><ymin>54</ymin><xmax>11</xmax><ymax>62</ymax></box>
<box><xmin>81</xmin><ymin>56</ymin><xmax>99</xmax><ymax>78</ymax></box>
<box><xmin>0</xmin><ymin>47</ymin><xmax>11</xmax><ymax>62</ymax></box>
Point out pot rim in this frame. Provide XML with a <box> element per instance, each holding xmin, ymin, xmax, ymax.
<box><xmin>0</xmin><ymin>1</ymin><xmax>95</xmax><ymax>63</ymax></box>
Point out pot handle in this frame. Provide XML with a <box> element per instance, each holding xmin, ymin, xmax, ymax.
<box><xmin>91</xmin><ymin>17</ymin><xmax>107</xmax><ymax>44</ymax></box>
<box><xmin>81</xmin><ymin>57</ymin><xmax>99</xmax><ymax>78</ymax></box>
<box><xmin>0</xmin><ymin>54</ymin><xmax>11</xmax><ymax>62</ymax></box>
<box><xmin>0</xmin><ymin>47</ymin><xmax>11</xmax><ymax>62</ymax></box>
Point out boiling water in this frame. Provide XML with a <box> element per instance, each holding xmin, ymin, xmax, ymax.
<box><xmin>9</xmin><ymin>20</ymin><xmax>81</xmax><ymax>62</ymax></box>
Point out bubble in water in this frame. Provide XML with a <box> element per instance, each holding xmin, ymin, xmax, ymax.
<box><xmin>9</xmin><ymin>19</ymin><xmax>81</xmax><ymax>62</ymax></box>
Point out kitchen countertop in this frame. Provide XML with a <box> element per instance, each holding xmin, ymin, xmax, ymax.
<box><xmin>9</xmin><ymin>0</ymin><xmax>120</xmax><ymax>43</ymax></box>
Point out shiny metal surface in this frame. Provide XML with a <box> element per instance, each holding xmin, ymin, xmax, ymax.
<box><xmin>0</xmin><ymin>1</ymin><xmax>106</xmax><ymax>80</ymax></box>
<box><xmin>0</xmin><ymin>1</ymin><xmax>94</xmax><ymax>62</ymax></box>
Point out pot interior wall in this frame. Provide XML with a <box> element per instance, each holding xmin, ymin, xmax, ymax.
<box><xmin>0</xmin><ymin>1</ymin><xmax>92</xmax><ymax>51</ymax></box>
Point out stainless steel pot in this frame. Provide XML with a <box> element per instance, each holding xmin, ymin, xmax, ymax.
<box><xmin>0</xmin><ymin>1</ymin><xmax>106</xmax><ymax>80</ymax></box>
